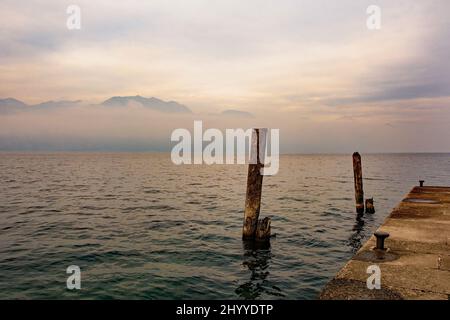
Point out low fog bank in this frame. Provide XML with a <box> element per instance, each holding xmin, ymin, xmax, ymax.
<box><xmin>1</xmin><ymin>102</ymin><xmax>449</xmax><ymax>153</ymax></box>
<box><xmin>0</xmin><ymin>103</ymin><xmax>262</xmax><ymax>151</ymax></box>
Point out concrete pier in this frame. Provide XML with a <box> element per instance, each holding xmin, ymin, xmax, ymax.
<box><xmin>320</xmin><ymin>186</ymin><xmax>450</xmax><ymax>300</ymax></box>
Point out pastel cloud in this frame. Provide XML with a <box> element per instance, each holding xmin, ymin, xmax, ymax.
<box><xmin>0</xmin><ymin>0</ymin><xmax>449</xmax><ymax>152</ymax></box>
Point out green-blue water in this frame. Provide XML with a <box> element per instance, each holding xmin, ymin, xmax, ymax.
<box><xmin>0</xmin><ymin>153</ymin><xmax>449</xmax><ymax>299</ymax></box>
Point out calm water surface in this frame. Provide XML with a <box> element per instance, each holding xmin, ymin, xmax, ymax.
<box><xmin>0</xmin><ymin>153</ymin><xmax>449</xmax><ymax>299</ymax></box>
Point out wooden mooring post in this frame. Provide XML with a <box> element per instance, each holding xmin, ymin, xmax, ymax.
<box><xmin>365</xmin><ymin>198</ymin><xmax>375</xmax><ymax>214</ymax></box>
<box><xmin>352</xmin><ymin>152</ymin><xmax>364</xmax><ymax>214</ymax></box>
<box><xmin>243</xmin><ymin>128</ymin><xmax>271</xmax><ymax>241</ymax></box>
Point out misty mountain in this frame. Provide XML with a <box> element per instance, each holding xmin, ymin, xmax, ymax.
<box><xmin>0</xmin><ymin>98</ymin><xmax>83</xmax><ymax>113</ymax></box>
<box><xmin>0</xmin><ymin>98</ymin><xmax>27</xmax><ymax>114</ymax></box>
<box><xmin>31</xmin><ymin>100</ymin><xmax>83</xmax><ymax>110</ymax></box>
<box><xmin>221</xmin><ymin>109</ymin><xmax>254</xmax><ymax>118</ymax></box>
<box><xmin>0</xmin><ymin>96</ymin><xmax>192</xmax><ymax>114</ymax></box>
<box><xmin>102</xmin><ymin>95</ymin><xmax>191</xmax><ymax>113</ymax></box>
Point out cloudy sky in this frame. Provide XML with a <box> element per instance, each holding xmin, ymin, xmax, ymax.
<box><xmin>1</xmin><ymin>0</ymin><xmax>449</xmax><ymax>152</ymax></box>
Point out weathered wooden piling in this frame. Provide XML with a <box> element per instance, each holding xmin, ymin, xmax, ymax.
<box><xmin>365</xmin><ymin>198</ymin><xmax>375</xmax><ymax>214</ymax></box>
<box><xmin>243</xmin><ymin>128</ymin><xmax>269</xmax><ymax>240</ymax></box>
<box><xmin>352</xmin><ymin>152</ymin><xmax>364</xmax><ymax>214</ymax></box>
<box><xmin>255</xmin><ymin>217</ymin><xmax>271</xmax><ymax>241</ymax></box>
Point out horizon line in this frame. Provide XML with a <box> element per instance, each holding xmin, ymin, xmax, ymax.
<box><xmin>1</xmin><ymin>151</ymin><xmax>449</xmax><ymax>155</ymax></box>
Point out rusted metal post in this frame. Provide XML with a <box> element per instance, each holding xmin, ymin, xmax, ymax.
<box><xmin>352</xmin><ymin>152</ymin><xmax>364</xmax><ymax>214</ymax></box>
<box><xmin>365</xmin><ymin>198</ymin><xmax>375</xmax><ymax>214</ymax></box>
<box><xmin>243</xmin><ymin>128</ymin><xmax>268</xmax><ymax>240</ymax></box>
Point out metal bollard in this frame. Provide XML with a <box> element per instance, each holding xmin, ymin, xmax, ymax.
<box><xmin>374</xmin><ymin>231</ymin><xmax>390</xmax><ymax>251</ymax></box>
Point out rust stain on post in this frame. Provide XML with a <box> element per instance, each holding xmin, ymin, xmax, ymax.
<box><xmin>352</xmin><ymin>152</ymin><xmax>364</xmax><ymax>214</ymax></box>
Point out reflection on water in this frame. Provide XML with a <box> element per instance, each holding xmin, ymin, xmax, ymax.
<box><xmin>348</xmin><ymin>213</ymin><xmax>366</xmax><ymax>253</ymax></box>
<box><xmin>236</xmin><ymin>240</ymin><xmax>284</xmax><ymax>299</ymax></box>
<box><xmin>348</xmin><ymin>211</ymin><xmax>376</xmax><ymax>253</ymax></box>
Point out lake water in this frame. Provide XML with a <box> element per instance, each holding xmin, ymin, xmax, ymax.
<box><xmin>0</xmin><ymin>153</ymin><xmax>449</xmax><ymax>299</ymax></box>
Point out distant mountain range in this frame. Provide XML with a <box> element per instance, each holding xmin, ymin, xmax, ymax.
<box><xmin>0</xmin><ymin>98</ymin><xmax>28</xmax><ymax>113</ymax></box>
<box><xmin>32</xmin><ymin>100</ymin><xmax>83</xmax><ymax>110</ymax></box>
<box><xmin>102</xmin><ymin>95</ymin><xmax>191</xmax><ymax>113</ymax></box>
<box><xmin>221</xmin><ymin>109</ymin><xmax>254</xmax><ymax>118</ymax></box>
<box><xmin>1</xmin><ymin>96</ymin><xmax>257</xmax><ymax>117</ymax></box>
<box><xmin>0</xmin><ymin>95</ymin><xmax>192</xmax><ymax>114</ymax></box>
